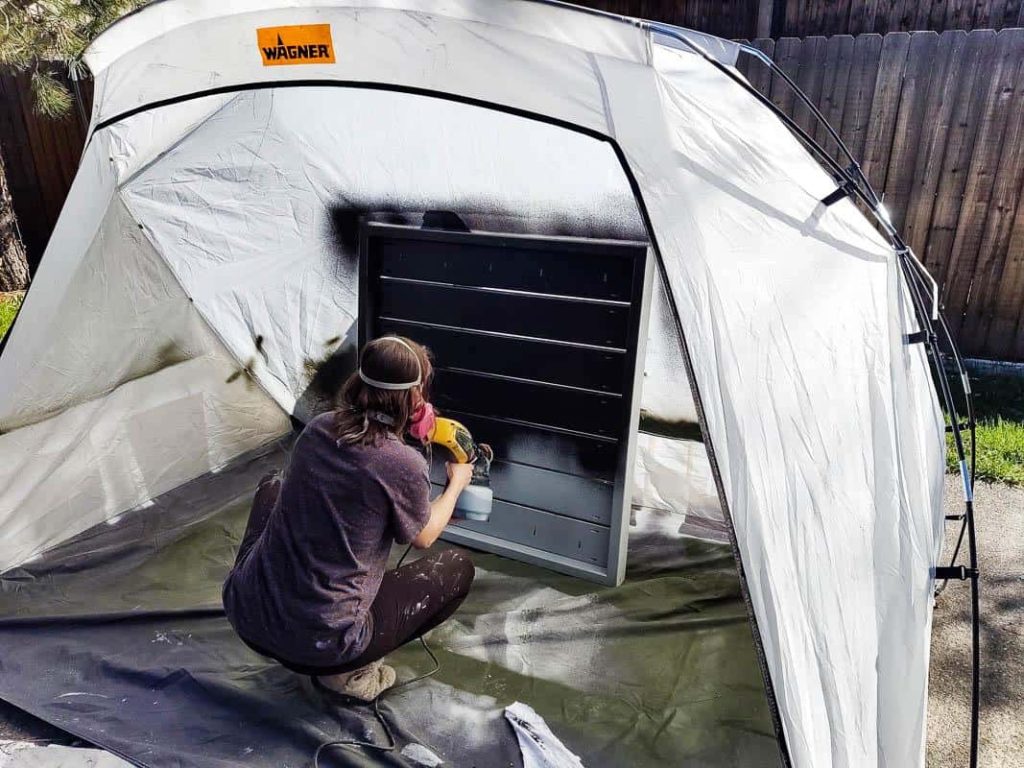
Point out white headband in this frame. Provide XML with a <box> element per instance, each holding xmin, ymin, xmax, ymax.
<box><xmin>358</xmin><ymin>337</ymin><xmax>422</xmax><ymax>391</ymax></box>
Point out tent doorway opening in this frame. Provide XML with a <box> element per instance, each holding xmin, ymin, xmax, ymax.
<box><xmin>0</xmin><ymin>84</ymin><xmax>781</xmax><ymax>767</ymax></box>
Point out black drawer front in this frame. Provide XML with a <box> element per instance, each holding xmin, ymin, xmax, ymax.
<box><xmin>429</xmin><ymin>459</ymin><xmax>614</xmax><ymax>525</ymax></box>
<box><xmin>380</xmin><ymin>319</ymin><xmax>626</xmax><ymax>393</ymax></box>
<box><xmin>376</xmin><ymin>236</ymin><xmax>636</xmax><ymax>301</ymax></box>
<box><xmin>432</xmin><ymin>370</ymin><xmax>621</xmax><ymax>439</ymax></box>
<box><xmin>378</xmin><ymin>280</ymin><xmax>631</xmax><ymax>348</ymax></box>
<box><xmin>432</xmin><ymin>410</ymin><xmax>618</xmax><ymax>482</ymax></box>
<box><xmin>447</xmin><ymin>498</ymin><xmax>611</xmax><ymax>565</ymax></box>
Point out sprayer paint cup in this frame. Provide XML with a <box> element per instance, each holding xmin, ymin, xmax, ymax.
<box><xmin>454</xmin><ymin>484</ymin><xmax>493</xmax><ymax>522</ymax></box>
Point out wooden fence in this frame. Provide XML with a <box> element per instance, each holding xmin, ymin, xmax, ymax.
<box><xmin>2</xmin><ymin>28</ymin><xmax>1024</xmax><ymax>359</ymax></box>
<box><xmin>0</xmin><ymin>71</ymin><xmax>89</xmax><ymax>267</ymax></box>
<box><xmin>575</xmin><ymin>0</ymin><xmax>1024</xmax><ymax>38</ymax></box>
<box><xmin>737</xmin><ymin>28</ymin><xmax>1024</xmax><ymax>360</ymax></box>
<box><xmin>575</xmin><ymin>1</ymin><xmax>764</xmax><ymax>39</ymax></box>
<box><xmin>772</xmin><ymin>0</ymin><xmax>1024</xmax><ymax>37</ymax></box>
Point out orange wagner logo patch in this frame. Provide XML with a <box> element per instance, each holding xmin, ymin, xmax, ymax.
<box><xmin>257</xmin><ymin>24</ymin><xmax>335</xmax><ymax>66</ymax></box>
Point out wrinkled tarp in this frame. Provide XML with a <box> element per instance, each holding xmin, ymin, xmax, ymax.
<box><xmin>0</xmin><ymin>440</ymin><xmax>778</xmax><ymax>767</ymax></box>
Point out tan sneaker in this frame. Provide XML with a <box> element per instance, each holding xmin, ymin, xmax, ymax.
<box><xmin>316</xmin><ymin>660</ymin><xmax>396</xmax><ymax>702</ymax></box>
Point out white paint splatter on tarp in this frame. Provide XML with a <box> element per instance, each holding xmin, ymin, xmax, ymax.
<box><xmin>0</xmin><ymin>741</ymin><xmax>131</xmax><ymax>767</ymax></box>
<box><xmin>442</xmin><ymin>565</ymin><xmax>619</xmax><ymax>694</ymax></box>
<box><xmin>400</xmin><ymin>743</ymin><xmax>445</xmax><ymax>766</ymax></box>
<box><xmin>504</xmin><ymin>702</ymin><xmax>586</xmax><ymax>768</ymax></box>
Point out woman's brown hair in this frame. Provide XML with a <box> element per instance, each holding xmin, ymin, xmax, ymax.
<box><xmin>334</xmin><ymin>336</ymin><xmax>433</xmax><ymax>445</ymax></box>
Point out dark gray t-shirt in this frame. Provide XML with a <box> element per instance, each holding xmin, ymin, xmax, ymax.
<box><xmin>223</xmin><ymin>412</ymin><xmax>431</xmax><ymax>667</ymax></box>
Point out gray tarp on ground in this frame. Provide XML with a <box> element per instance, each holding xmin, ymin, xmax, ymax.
<box><xmin>0</xmin><ymin>439</ymin><xmax>778</xmax><ymax>767</ymax></box>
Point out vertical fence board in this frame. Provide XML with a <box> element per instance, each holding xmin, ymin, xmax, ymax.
<box><xmin>960</xmin><ymin>36</ymin><xmax>1024</xmax><ymax>351</ymax></box>
<box><xmin>882</xmin><ymin>31</ymin><xmax>941</xmax><ymax>231</ymax></box>
<box><xmin>1007</xmin><ymin>0</ymin><xmax>1024</xmax><ymax>26</ymax></box>
<box><xmin>769</xmin><ymin>37</ymin><xmax>804</xmax><ymax>115</ymax></box>
<box><xmin>815</xmin><ymin>35</ymin><xmax>855</xmax><ymax>156</ymax></box>
<box><xmin>0</xmin><ymin>73</ymin><xmax>48</xmax><ymax>260</ymax></box>
<box><xmin>792</xmin><ymin>36</ymin><xmax>829</xmax><ymax>136</ymax></box>
<box><xmin>983</xmin><ymin>183</ymin><xmax>1024</xmax><ymax>358</ymax></box>
<box><xmin>902</xmin><ymin>30</ymin><xmax>970</xmax><ymax>258</ymax></box>
<box><xmin>987</xmin><ymin>0</ymin><xmax>1010</xmax><ymax>26</ymax></box>
<box><xmin>924</xmin><ymin>30</ymin><xmax>994</xmax><ymax>286</ymax></box>
<box><xmin>849</xmin><ymin>1</ymin><xmax>872</xmax><ymax>34</ymax></box>
<box><xmin>839</xmin><ymin>34</ymin><xmax>885</xmax><ymax>163</ymax></box>
<box><xmin>861</xmin><ymin>33</ymin><xmax>912</xmax><ymax>191</ymax></box>
<box><xmin>942</xmin><ymin>28</ymin><xmax>1024</xmax><ymax>336</ymax></box>
<box><xmin>948</xmin><ymin>0</ymin><xmax>973</xmax><ymax>27</ymax></box>
<box><xmin>1006</xmin><ymin>204</ymin><xmax>1024</xmax><ymax>359</ymax></box>
<box><xmin>785</xmin><ymin>0</ymin><xmax>802</xmax><ymax>36</ymax></box>
<box><xmin>13</xmin><ymin>74</ymin><xmax>62</xmax><ymax>228</ymax></box>
<box><xmin>928</xmin><ymin>0</ymin><xmax>951</xmax><ymax>28</ymax></box>
<box><xmin>746</xmin><ymin>38</ymin><xmax>777</xmax><ymax>96</ymax></box>
<box><xmin>0</xmin><ymin>70</ymin><xmax>88</xmax><ymax>272</ymax></box>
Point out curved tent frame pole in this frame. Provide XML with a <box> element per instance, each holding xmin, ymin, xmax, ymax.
<box><xmin>650</xmin><ymin>23</ymin><xmax>980</xmax><ymax>768</ymax></box>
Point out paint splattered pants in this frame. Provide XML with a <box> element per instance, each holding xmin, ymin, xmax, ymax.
<box><xmin>234</xmin><ymin>473</ymin><xmax>475</xmax><ymax>676</ymax></box>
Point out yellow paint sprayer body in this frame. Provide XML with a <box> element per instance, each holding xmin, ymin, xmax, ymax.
<box><xmin>428</xmin><ymin>417</ymin><xmax>494</xmax><ymax>522</ymax></box>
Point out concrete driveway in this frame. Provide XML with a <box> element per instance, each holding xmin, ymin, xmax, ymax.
<box><xmin>928</xmin><ymin>476</ymin><xmax>1023</xmax><ymax>767</ymax></box>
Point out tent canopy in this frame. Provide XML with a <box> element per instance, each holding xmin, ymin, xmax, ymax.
<box><xmin>0</xmin><ymin>2</ymin><xmax>946</xmax><ymax>767</ymax></box>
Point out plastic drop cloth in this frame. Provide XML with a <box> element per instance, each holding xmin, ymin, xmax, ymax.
<box><xmin>0</xmin><ymin>437</ymin><xmax>779</xmax><ymax>767</ymax></box>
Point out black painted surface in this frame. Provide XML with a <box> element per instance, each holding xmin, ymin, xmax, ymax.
<box><xmin>376</xmin><ymin>233</ymin><xmax>637</xmax><ymax>301</ymax></box>
<box><xmin>381</xmin><ymin>319</ymin><xmax>626</xmax><ymax>392</ymax></box>
<box><xmin>432</xmin><ymin>370</ymin><xmax>621</xmax><ymax>438</ymax></box>
<box><xmin>361</xmin><ymin>223</ymin><xmax>648</xmax><ymax>578</ymax></box>
<box><xmin>433</xmin><ymin>492</ymin><xmax>611</xmax><ymax>564</ymax></box>
<box><xmin>379</xmin><ymin>279</ymin><xmax>632</xmax><ymax>347</ymax></box>
<box><xmin>428</xmin><ymin>458</ymin><xmax>614</xmax><ymax>525</ymax></box>
<box><xmin>431</xmin><ymin>410</ymin><xmax>618</xmax><ymax>481</ymax></box>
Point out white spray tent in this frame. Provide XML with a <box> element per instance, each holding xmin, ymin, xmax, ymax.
<box><xmin>0</xmin><ymin>2</ymin><xmax>963</xmax><ymax>767</ymax></box>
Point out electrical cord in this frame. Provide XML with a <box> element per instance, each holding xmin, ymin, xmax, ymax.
<box><xmin>311</xmin><ymin>633</ymin><xmax>440</xmax><ymax>767</ymax></box>
<box><xmin>311</xmin><ymin>542</ymin><xmax>439</xmax><ymax>767</ymax></box>
<box><xmin>314</xmin><ymin>442</ymin><xmax>447</xmax><ymax>765</ymax></box>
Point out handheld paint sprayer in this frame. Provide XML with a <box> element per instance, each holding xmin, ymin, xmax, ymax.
<box><xmin>427</xmin><ymin>417</ymin><xmax>494</xmax><ymax>522</ymax></box>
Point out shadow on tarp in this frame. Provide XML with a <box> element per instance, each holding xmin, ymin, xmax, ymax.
<box><xmin>0</xmin><ymin>439</ymin><xmax>780</xmax><ymax>767</ymax></box>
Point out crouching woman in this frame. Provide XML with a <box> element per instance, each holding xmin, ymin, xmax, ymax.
<box><xmin>222</xmin><ymin>336</ymin><xmax>475</xmax><ymax>701</ymax></box>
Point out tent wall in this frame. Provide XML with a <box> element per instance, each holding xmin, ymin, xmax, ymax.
<box><xmin>0</xmin><ymin>149</ymin><xmax>291</xmax><ymax>569</ymax></box>
<box><xmin>119</xmin><ymin>87</ymin><xmax>651</xmax><ymax>415</ymax></box>
<box><xmin>632</xmin><ymin>43</ymin><xmax>946</xmax><ymax>766</ymax></box>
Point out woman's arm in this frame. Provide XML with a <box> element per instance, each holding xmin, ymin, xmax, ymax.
<box><xmin>411</xmin><ymin>463</ymin><xmax>474</xmax><ymax>550</ymax></box>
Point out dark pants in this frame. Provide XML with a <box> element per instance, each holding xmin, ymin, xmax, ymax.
<box><xmin>234</xmin><ymin>473</ymin><xmax>475</xmax><ymax>676</ymax></box>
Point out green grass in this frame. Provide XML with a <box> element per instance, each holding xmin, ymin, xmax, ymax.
<box><xmin>946</xmin><ymin>371</ymin><xmax>1024</xmax><ymax>486</ymax></box>
<box><xmin>0</xmin><ymin>292</ymin><xmax>23</xmax><ymax>340</ymax></box>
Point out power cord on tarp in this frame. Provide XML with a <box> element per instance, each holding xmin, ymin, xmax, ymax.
<box><xmin>0</xmin><ymin>541</ymin><xmax>443</xmax><ymax>768</ymax></box>
<box><xmin>312</xmin><ymin>542</ymin><xmax>443</xmax><ymax>767</ymax></box>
